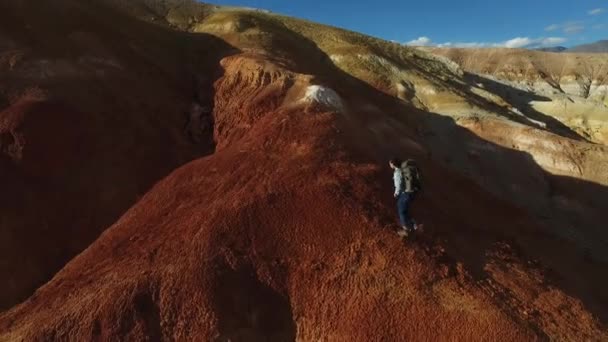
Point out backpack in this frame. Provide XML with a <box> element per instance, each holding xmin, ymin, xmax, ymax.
<box><xmin>400</xmin><ymin>160</ymin><xmax>421</xmax><ymax>193</ymax></box>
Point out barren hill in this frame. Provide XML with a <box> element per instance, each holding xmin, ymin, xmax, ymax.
<box><xmin>425</xmin><ymin>47</ymin><xmax>608</xmax><ymax>144</ymax></box>
<box><xmin>569</xmin><ymin>40</ymin><xmax>608</xmax><ymax>53</ymax></box>
<box><xmin>1</xmin><ymin>0</ymin><xmax>607</xmax><ymax>340</ymax></box>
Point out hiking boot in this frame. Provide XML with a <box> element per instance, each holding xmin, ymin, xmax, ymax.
<box><xmin>397</xmin><ymin>227</ymin><xmax>409</xmax><ymax>237</ymax></box>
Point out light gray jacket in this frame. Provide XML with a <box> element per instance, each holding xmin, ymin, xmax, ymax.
<box><xmin>393</xmin><ymin>168</ymin><xmax>403</xmax><ymax>197</ymax></box>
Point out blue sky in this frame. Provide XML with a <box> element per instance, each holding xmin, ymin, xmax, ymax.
<box><xmin>209</xmin><ymin>0</ymin><xmax>607</xmax><ymax>48</ymax></box>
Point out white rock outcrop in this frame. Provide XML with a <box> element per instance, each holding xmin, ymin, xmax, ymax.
<box><xmin>302</xmin><ymin>85</ymin><xmax>344</xmax><ymax>111</ymax></box>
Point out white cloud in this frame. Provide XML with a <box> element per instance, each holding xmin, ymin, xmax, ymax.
<box><xmin>563</xmin><ymin>22</ymin><xmax>585</xmax><ymax>34</ymax></box>
<box><xmin>543</xmin><ymin>22</ymin><xmax>585</xmax><ymax>35</ymax></box>
<box><xmin>545</xmin><ymin>24</ymin><xmax>560</xmax><ymax>32</ymax></box>
<box><xmin>405</xmin><ymin>36</ymin><xmax>567</xmax><ymax>49</ymax></box>
<box><xmin>503</xmin><ymin>37</ymin><xmax>533</xmax><ymax>48</ymax></box>
<box><xmin>502</xmin><ymin>37</ymin><xmax>566</xmax><ymax>48</ymax></box>
<box><xmin>406</xmin><ymin>36</ymin><xmax>433</xmax><ymax>46</ymax></box>
<box><xmin>437</xmin><ymin>42</ymin><xmax>487</xmax><ymax>48</ymax></box>
<box><xmin>589</xmin><ymin>8</ymin><xmax>605</xmax><ymax>15</ymax></box>
<box><xmin>593</xmin><ymin>24</ymin><xmax>606</xmax><ymax>30</ymax></box>
<box><xmin>541</xmin><ymin>37</ymin><xmax>567</xmax><ymax>45</ymax></box>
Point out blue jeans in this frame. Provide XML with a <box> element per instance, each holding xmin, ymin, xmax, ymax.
<box><xmin>396</xmin><ymin>192</ymin><xmax>415</xmax><ymax>228</ymax></box>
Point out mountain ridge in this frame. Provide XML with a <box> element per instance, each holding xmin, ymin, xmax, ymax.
<box><xmin>568</xmin><ymin>39</ymin><xmax>608</xmax><ymax>53</ymax></box>
<box><xmin>532</xmin><ymin>40</ymin><xmax>608</xmax><ymax>53</ymax></box>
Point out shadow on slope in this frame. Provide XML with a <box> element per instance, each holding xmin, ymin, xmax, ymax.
<box><xmin>263</xmin><ymin>23</ymin><xmax>608</xmax><ymax>327</ymax></box>
<box><xmin>214</xmin><ymin>263</ymin><xmax>296</xmax><ymax>341</ymax></box>
<box><xmin>464</xmin><ymin>73</ymin><xmax>588</xmax><ymax>141</ymax></box>
<box><xmin>387</xmin><ymin>52</ymin><xmax>587</xmax><ymax>141</ymax></box>
<box><xmin>0</xmin><ymin>1</ymin><xmax>238</xmax><ymax>311</ymax></box>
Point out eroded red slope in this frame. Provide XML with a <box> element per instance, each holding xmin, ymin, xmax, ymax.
<box><xmin>1</xmin><ymin>53</ymin><xmax>606</xmax><ymax>341</ymax></box>
<box><xmin>0</xmin><ymin>0</ymin><xmax>235</xmax><ymax>309</ymax></box>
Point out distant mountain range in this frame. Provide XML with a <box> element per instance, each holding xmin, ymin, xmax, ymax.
<box><xmin>535</xmin><ymin>40</ymin><xmax>608</xmax><ymax>53</ymax></box>
<box><xmin>536</xmin><ymin>46</ymin><xmax>568</xmax><ymax>53</ymax></box>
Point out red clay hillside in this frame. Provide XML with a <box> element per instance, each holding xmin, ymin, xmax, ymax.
<box><xmin>1</xmin><ymin>0</ymin><xmax>607</xmax><ymax>340</ymax></box>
